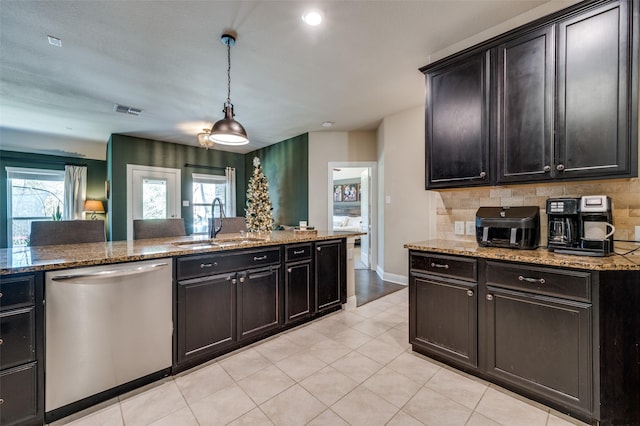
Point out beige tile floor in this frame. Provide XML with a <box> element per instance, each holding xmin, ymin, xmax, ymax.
<box><xmin>52</xmin><ymin>288</ymin><xmax>588</xmax><ymax>426</ymax></box>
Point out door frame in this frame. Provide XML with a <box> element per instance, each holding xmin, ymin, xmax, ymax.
<box><xmin>328</xmin><ymin>161</ymin><xmax>377</xmax><ymax>271</ymax></box>
<box><xmin>126</xmin><ymin>164</ymin><xmax>182</xmax><ymax>240</ymax></box>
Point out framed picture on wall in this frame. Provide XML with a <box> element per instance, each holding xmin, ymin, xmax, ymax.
<box><xmin>343</xmin><ymin>184</ymin><xmax>357</xmax><ymax>202</ymax></box>
<box><xmin>334</xmin><ymin>185</ymin><xmax>343</xmax><ymax>202</ymax></box>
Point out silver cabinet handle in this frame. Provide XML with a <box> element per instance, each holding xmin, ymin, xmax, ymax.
<box><xmin>0</xmin><ymin>292</ymin><xmax>3</xmax><ymax>298</ymax></box>
<box><xmin>0</xmin><ymin>398</ymin><xmax>4</xmax><ymax>405</ymax></box>
<box><xmin>556</xmin><ymin>164</ymin><xmax>565</xmax><ymax>171</ymax></box>
<box><xmin>317</xmin><ymin>247</ymin><xmax>322</xmax><ymax>252</ymax></box>
<box><xmin>518</xmin><ymin>275</ymin><xmax>545</xmax><ymax>284</ymax></box>
<box><xmin>239</xmin><ymin>277</ymin><xmax>246</xmax><ymax>283</ymax></box>
<box><xmin>479</xmin><ymin>171</ymin><xmax>487</xmax><ymax>178</ymax></box>
<box><xmin>253</xmin><ymin>255</ymin><xmax>267</xmax><ymax>261</ymax></box>
<box><xmin>543</xmin><ymin>165</ymin><xmax>551</xmax><ymax>172</ymax></box>
<box><xmin>0</xmin><ymin>338</ymin><xmax>3</xmax><ymax>345</ymax></box>
<box><xmin>287</xmin><ymin>268</ymin><xmax>292</xmax><ymax>273</ymax></box>
<box><xmin>486</xmin><ymin>294</ymin><xmax>494</xmax><ymax>301</ymax></box>
<box><xmin>231</xmin><ymin>278</ymin><xmax>237</xmax><ymax>285</ymax></box>
<box><xmin>430</xmin><ymin>262</ymin><xmax>449</xmax><ymax>269</ymax></box>
<box><xmin>293</xmin><ymin>250</ymin><xmax>305</xmax><ymax>255</ymax></box>
<box><xmin>466</xmin><ymin>290</ymin><xmax>474</xmax><ymax>297</ymax></box>
<box><xmin>200</xmin><ymin>262</ymin><xmax>218</xmax><ymax>269</ymax></box>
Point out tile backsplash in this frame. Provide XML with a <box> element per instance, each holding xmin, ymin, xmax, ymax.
<box><xmin>433</xmin><ymin>178</ymin><xmax>640</xmax><ymax>245</ymax></box>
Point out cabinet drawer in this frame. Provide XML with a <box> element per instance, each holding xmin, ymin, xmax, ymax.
<box><xmin>410</xmin><ymin>252</ymin><xmax>477</xmax><ymax>282</ymax></box>
<box><xmin>285</xmin><ymin>244</ymin><xmax>312</xmax><ymax>262</ymax></box>
<box><xmin>178</xmin><ymin>248</ymin><xmax>281</xmax><ymax>280</ymax></box>
<box><xmin>0</xmin><ymin>362</ymin><xmax>38</xmax><ymax>426</ymax></box>
<box><xmin>0</xmin><ymin>307</ymin><xmax>36</xmax><ymax>370</ymax></box>
<box><xmin>485</xmin><ymin>261</ymin><xmax>591</xmax><ymax>302</ymax></box>
<box><xmin>0</xmin><ymin>275</ymin><xmax>35</xmax><ymax>311</ymax></box>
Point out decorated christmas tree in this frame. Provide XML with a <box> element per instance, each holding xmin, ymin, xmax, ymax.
<box><xmin>245</xmin><ymin>157</ymin><xmax>274</xmax><ymax>232</ymax></box>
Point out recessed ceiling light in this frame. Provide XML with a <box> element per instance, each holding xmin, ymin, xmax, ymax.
<box><xmin>48</xmin><ymin>35</ymin><xmax>62</xmax><ymax>47</ymax></box>
<box><xmin>302</xmin><ymin>10</ymin><xmax>323</xmax><ymax>26</ymax></box>
<box><xmin>321</xmin><ymin>121</ymin><xmax>334</xmax><ymax>128</ymax></box>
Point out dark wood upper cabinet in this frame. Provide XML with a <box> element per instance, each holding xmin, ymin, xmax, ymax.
<box><xmin>423</xmin><ymin>0</ymin><xmax>638</xmax><ymax>189</ymax></box>
<box><xmin>496</xmin><ymin>26</ymin><xmax>555</xmax><ymax>183</ymax></box>
<box><xmin>424</xmin><ymin>52</ymin><xmax>490</xmax><ymax>189</ymax></box>
<box><xmin>556</xmin><ymin>0</ymin><xmax>636</xmax><ymax>179</ymax></box>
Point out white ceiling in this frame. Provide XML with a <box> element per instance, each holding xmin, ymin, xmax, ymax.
<box><xmin>0</xmin><ymin>0</ymin><xmax>577</xmax><ymax>159</ymax></box>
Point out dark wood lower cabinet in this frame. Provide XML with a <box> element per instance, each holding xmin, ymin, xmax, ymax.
<box><xmin>409</xmin><ymin>250</ymin><xmax>640</xmax><ymax>425</ymax></box>
<box><xmin>0</xmin><ymin>272</ymin><xmax>43</xmax><ymax>426</ymax></box>
<box><xmin>315</xmin><ymin>239</ymin><xmax>346</xmax><ymax>312</ymax></box>
<box><xmin>177</xmin><ymin>273</ymin><xmax>236</xmax><ymax>363</ymax></box>
<box><xmin>484</xmin><ymin>287</ymin><xmax>592</xmax><ymax>416</ymax></box>
<box><xmin>175</xmin><ymin>241</ymin><xmax>345</xmax><ymax>371</ymax></box>
<box><xmin>410</xmin><ymin>272</ymin><xmax>477</xmax><ymax>369</ymax></box>
<box><xmin>0</xmin><ymin>363</ymin><xmax>39</xmax><ymax>426</ymax></box>
<box><xmin>237</xmin><ymin>266</ymin><xmax>280</xmax><ymax>340</ymax></box>
<box><xmin>285</xmin><ymin>261</ymin><xmax>312</xmax><ymax>324</ymax></box>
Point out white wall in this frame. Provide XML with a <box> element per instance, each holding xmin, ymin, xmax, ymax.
<box><xmin>308</xmin><ymin>131</ymin><xmax>377</xmax><ymax>230</ymax></box>
<box><xmin>377</xmin><ymin>105</ymin><xmax>436</xmax><ymax>283</ymax></box>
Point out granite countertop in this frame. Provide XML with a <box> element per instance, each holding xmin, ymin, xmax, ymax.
<box><xmin>1</xmin><ymin>230</ymin><xmax>364</xmax><ymax>275</ymax></box>
<box><xmin>404</xmin><ymin>239</ymin><xmax>640</xmax><ymax>271</ymax></box>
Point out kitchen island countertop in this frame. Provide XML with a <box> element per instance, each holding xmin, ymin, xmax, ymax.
<box><xmin>1</xmin><ymin>230</ymin><xmax>364</xmax><ymax>275</ymax></box>
<box><xmin>405</xmin><ymin>239</ymin><xmax>640</xmax><ymax>271</ymax></box>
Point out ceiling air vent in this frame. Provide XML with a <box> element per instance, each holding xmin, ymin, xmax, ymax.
<box><xmin>113</xmin><ymin>104</ymin><xmax>143</xmax><ymax>116</ymax></box>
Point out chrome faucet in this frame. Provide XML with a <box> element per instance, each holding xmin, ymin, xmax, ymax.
<box><xmin>209</xmin><ymin>197</ymin><xmax>225</xmax><ymax>238</ymax></box>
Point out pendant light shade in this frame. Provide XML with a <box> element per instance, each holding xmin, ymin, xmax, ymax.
<box><xmin>208</xmin><ymin>32</ymin><xmax>249</xmax><ymax>146</ymax></box>
<box><xmin>209</xmin><ymin>104</ymin><xmax>249</xmax><ymax>145</ymax></box>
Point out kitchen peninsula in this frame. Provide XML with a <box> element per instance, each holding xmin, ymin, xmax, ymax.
<box><xmin>0</xmin><ymin>230</ymin><xmax>361</xmax><ymax>425</ymax></box>
<box><xmin>405</xmin><ymin>239</ymin><xmax>640</xmax><ymax>425</ymax></box>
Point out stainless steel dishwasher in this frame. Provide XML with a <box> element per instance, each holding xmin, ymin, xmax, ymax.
<box><xmin>45</xmin><ymin>259</ymin><xmax>173</xmax><ymax>414</ymax></box>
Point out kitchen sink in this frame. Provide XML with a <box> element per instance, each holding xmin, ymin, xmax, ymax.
<box><xmin>172</xmin><ymin>237</ymin><xmax>267</xmax><ymax>249</ymax></box>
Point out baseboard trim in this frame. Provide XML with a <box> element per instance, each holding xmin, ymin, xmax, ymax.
<box><xmin>376</xmin><ymin>266</ymin><xmax>408</xmax><ymax>285</ymax></box>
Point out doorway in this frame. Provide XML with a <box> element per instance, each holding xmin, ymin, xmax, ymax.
<box><xmin>126</xmin><ymin>164</ymin><xmax>182</xmax><ymax>240</ymax></box>
<box><xmin>329</xmin><ymin>163</ymin><xmax>374</xmax><ymax>270</ymax></box>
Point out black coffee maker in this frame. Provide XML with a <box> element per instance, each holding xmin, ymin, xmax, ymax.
<box><xmin>546</xmin><ymin>198</ymin><xmax>581</xmax><ymax>251</ymax></box>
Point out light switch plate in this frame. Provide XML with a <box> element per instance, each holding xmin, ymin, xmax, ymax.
<box><xmin>182</xmin><ymin>200</ymin><xmax>189</xmax><ymax>207</ymax></box>
<box><xmin>465</xmin><ymin>221</ymin><xmax>475</xmax><ymax>235</ymax></box>
<box><xmin>635</xmin><ymin>226</ymin><xmax>640</xmax><ymax>244</ymax></box>
<box><xmin>455</xmin><ymin>221</ymin><xmax>465</xmax><ymax>235</ymax></box>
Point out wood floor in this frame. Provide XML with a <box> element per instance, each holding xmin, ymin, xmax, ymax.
<box><xmin>354</xmin><ymin>269</ymin><xmax>405</xmax><ymax>307</ymax></box>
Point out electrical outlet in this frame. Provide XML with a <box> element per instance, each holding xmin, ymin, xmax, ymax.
<box><xmin>465</xmin><ymin>221</ymin><xmax>475</xmax><ymax>235</ymax></box>
<box><xmin>455</xmin><ymin>221</ymin><xmax>465</xmax><ymax>235</ymax></box>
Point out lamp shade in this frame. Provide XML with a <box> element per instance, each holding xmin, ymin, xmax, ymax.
<box><xmin>83</xmin><ymin>200</ymin><xmax>105</xmax><ymax>213</ymax></box>
<box><xmin>209</xmin><ymin>104</ymin><xmax>249</xmax><ymax>145</ymax></box>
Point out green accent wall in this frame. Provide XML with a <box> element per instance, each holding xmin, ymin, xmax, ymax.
<box><xmin>0</xmin><ymin>150</ymin><xmax>107</xmax><ymax>248</ymax></box>
<box><xmin>107</xmin><ymin>134</ymin><xmax>246</xmax><ymax>241</ymax></box>
<box><xmin>245</xmin><ymin>133</ymin><xmax>308</xmax><ymax>227</ymax></box>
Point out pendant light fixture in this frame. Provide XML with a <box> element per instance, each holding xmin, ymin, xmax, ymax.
<box><xmin>197</xmin><ymin>128</ymin><xmax>213</xmax><ymax>149</ymax></box>
<box><xmin>208</xmin><ymin>32</ymin><xmax>249</xmax><ymax>146</ymax></box>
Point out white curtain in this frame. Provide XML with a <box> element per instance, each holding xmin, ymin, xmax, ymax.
<box><xmin>225</xmin><ymin>167</ymin><xmax>237</xmax><ymax>217</ymax></box>
<box><xmin>63</xmin><ymin>165</ymin><xmax>87</xmax><ymax>220</ymax></box>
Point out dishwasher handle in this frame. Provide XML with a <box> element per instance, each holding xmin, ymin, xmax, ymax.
<box><xmin>51</xmin><ymin>262</ymin><xmax>169</xmax><ymax>281</ymax></box>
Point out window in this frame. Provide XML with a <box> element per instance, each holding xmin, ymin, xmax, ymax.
<box><xmin>192</xmin><ymin>173</ymin><xmax>228</xmax><ymax>235</ymax></box>
<box><xmin>6</xmin><ymin>167</ymin><xmax>65</xmax><ymax>247</ymax></box>
<box><xmin>142</xmin><ymin>178</ymin><xmax>167</xmax><ymax>219</ymax></box>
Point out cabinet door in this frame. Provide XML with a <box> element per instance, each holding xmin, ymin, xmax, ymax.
<box><xmin>285</xmin><ymin>261</ymin><xmax>312</xmax><ymax>324</ymax></box>
<box><xmin>314</xmin><ymin>240</ymin><xmax>344</xmax><ymax>312</ymax></box>
<box><xmin>237</xmin><ymin>266</ymin><xmax>280</xmax><ymax>340</ymax></box>
<box><xmin>425</xmin><ymin>51</ymin><xmax>490</xmax><ymax>188</ymax></box>
<box><xmin>0</xmin><ymin>307</ymin><xmax>35</xmax><ymax>370</ymax></box>
<box><xmin>496</xmin><ymin>26</ymin><xmax>555</xmax><ymax>183</ymax></box>
<box><xmin>409</xmin><ymin>273</ymin><xmax>477</xmax><ymax>369</ymax></box>
<box><xmin>177</xmin><ymin>273</ymin><xmax>236</xmax><ymax>362</ymax></box>
<box><xmin>556</xmin><ymin>0</ymin><xmax>636</xmax><ymax>179</ymax></box>
<box><xmin>485</xmin><ymin>287</ymin><xmax>592</xmax><ymax>415</ymax></box>
<box><xmin>0</xmin><ymin>362</ymin><xmax>38</xmax><ymax>426</ymax></box>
